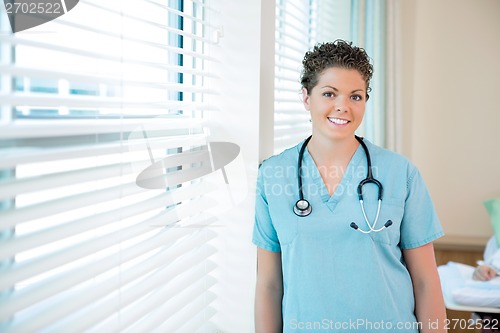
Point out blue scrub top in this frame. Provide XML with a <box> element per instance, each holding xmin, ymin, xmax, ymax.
<box><xmin>253</xmin><ymin>139</ymin><xmax>444</xmax><ymax>333</ymax></box>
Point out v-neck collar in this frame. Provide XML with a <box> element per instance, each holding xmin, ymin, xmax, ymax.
<box><xmin>302</xmin><ymin>142</ymin><xmax>365</xmax><ymax>209</ymax></box>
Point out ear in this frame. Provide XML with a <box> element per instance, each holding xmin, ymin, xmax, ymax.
<box><xmin>366</xmin><ymin>93</ymin><xmax>370</xmax><ymax>101</ymax></box>
<box><xmin>301</xmin><ymin>87</ymin><xmax>310</xmax><ymax>110</ymax></box>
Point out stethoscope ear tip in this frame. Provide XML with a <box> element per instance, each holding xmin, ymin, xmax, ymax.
<box><xmin>350</xmin><ymin>222</ymin><xmax>359</xmax><ymax>230</ymax></box>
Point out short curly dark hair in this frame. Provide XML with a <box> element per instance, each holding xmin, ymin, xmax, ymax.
<box><xmin>300</xmin><ymin>40</ymin><xmax>373</xmax><ymax>96</ymax></box>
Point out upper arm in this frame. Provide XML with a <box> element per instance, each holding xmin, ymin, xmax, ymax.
<box><xmin>255</xmin><ymin>247</ymin><xmax>283</xmax><ymax>333</ymax></box>
<box><xmin>403</xmin><ymin>241</ymin><xmax>447</xmax><ymax>331</ymax></box>
<box><xmin>253</xmin><ymin>165</ymin><xmax>282</xmax><ymax>252</ymax></box>
<box><xmin>256</xmin><ymin>247</ymin><xmax>283</xmax><ymax>290</ymax></box>
<box><xmin>403</xmin><ymin>242</ymin><xmax>440</xmax><ymax>286</ymax></box>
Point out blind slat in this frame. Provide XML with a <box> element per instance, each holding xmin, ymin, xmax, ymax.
<box><xmin>153</xmin><ymin>291</ymin><xmax>217</xmax><ymax>333</ymax></box>
<box><xmin>275</xmin><ymin>125</ymin><xmax>312</xmax><ymax>138</ymax></box>
<box><xmin>0</xmin><ymin>118</ymin><xmax>204</xmax><ymax>139</ymax></box>
<box><xmin>0</xmin><ymin>204</ymin><xmax>217</xmax><ymax>294</ymax></box>
<box><xmin>50</xmin><ymin>258</ymin><xmax>217</xmax><ymax>333</ymax></box>
<box><xmin>85</xmin><ymin>0</ymin><xmax>218</xmax><ymax>29</ymax></box>
<box><xmin>275</xmin><ymin>85</ymin><xmax>300</xmax><ymax>93</ymax></box>
<box><xmin>0</xmin><ymin>155</ymin><xmax>218</xmax><ymax>209</ymax></box>
<box><xmin>86</xmin><ymin>265</ymin><xmax>217</xmax><ymax>333</ymax></box>
<box><xmin>0</xmin><ymin>183</ymin><xmax>216</xmax><ymax>260</ymax></box>
<box><xmin>1</xmin><ymin>65</ymin><xmax>217</xmax><ymax>93</ymax></box>
<box><xmin>275</xmin><ymin>75</ymin><xmax>300</xmax><ymax>84</ymax></box>
<box><xmin>84</xmin><ymin>0</ymin><xmax>218</xmax><ymax>40</ymax></box>
<box><xmin>276</xmin><ymin>2</ymin><xmax>310</xmax><ymax>23</ymax></box>
<box><xmin>0</xmin><ymin>161</ymin><xmax>142</xmax><ymax>202</ymax></box>
<box><xmin>275</xmin><ymin>118</ymin><xmax>310</xmax><ymax>128</ymax></box>
<box><xmin>1</xmin><ymin>63</ymin><xmax>216</xmax><ymax>79</ymax></box>
<box><xmin>1</xmin><ymin>143</ymin><xmax>213</xmax><ymax>201</ymax></box>
<box><xmin>275</xmin><ymin>28</ymin><xmax>310</xmax><ymax>49</ymax></box>
<box><xmin>57</xmin><ymin>18</ymin><xmax>215</xmax><ymax>50</ymax></box>
<box><xmin>65</xmin><ymin>1</ymin><xmax>216</xmax><ymax>44</ymax></box>
<box><xmin>276</xmin><ymin>0</ymin><xmax>310</xmax><ymax>14</ymax></box>
<box><xmin>0</xmin><ymin>182</ymin><xmax>142</xmax><ymax>229</ymax></box>
<box><xmin>5</xmin><ymin>237</ymin><xmax>216</xmax><ymax>332</ymax></box>
<box><xmin>0</xmin><ymin>35</ymin><xmax>217</xmax><ymax>71</ymax></box>
<box><xmin>275</xmin><ymin>96</ymin><xmax>303</xmax><ymax>103</ymax></box>
<box><xmin>0</xmin><ymin>134</ymin><xmax>207</xmax><ymax>169</ymax></box>
<box><xmin>275</xmin><ymin>107</ymin><xmax>308</xmax><ymax>113</ymax></box>
<box><xmin>0</xmin><ymin>34</ymin><xmax>218</xmax><ymax>61</ymax></box>
<box><xmin>0</xmin><ymin>94</ymin><xmax>217</xmax><ymax>111</ymax></box>
<box><xmin>173</xmin><ymin>306</ymin><xmax>217</xmax><ymax>333</ymax></box>
<box><xmin>275</xmin><ymin>41</ymin><xmax>308</xmax><ymax>58</ymax></box>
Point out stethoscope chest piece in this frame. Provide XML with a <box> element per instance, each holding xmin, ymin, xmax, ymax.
<box><xmin>294</xmin><ymin>199</ymin><xmax>312</xmax><ymax>217</ymax></box>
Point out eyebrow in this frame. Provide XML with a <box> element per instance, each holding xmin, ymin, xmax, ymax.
<box><xmin>321</xmin><ymin>85</ymin><xmax>365</xmax><ymax>93</ymax></box>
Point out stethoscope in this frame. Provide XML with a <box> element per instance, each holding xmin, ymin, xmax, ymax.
<box><xmin>293</xmin><ymin>135</ymin><xmax>393</xmax><ymax>234</ymax></box>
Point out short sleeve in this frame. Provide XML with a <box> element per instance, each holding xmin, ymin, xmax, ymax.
<box><xmin>399</xmin><ymin>167</ymin><xmax>444</xmax><ymax>249</ymax></box>
<box><xmin>252</xmin><ymin>165</ymin><xmax>281</xmax><ymax>252</ymax></box>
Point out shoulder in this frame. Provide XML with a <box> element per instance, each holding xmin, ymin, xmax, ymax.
<box><xmin>365</xmin><ymin>140</ymin><xmax>418</xmax><ymax>177</ymax></box>
<box><xmin>259</xmin><ymin>141</ymin><xmax>301</xmax><ymax>171</ymax></box>
<box><xmin>365</xmin><ymin>140</ymin><xmax>411</xmax><ymax>165</ymax></box>
<box><xmin>257</xmin><ymin>141</ymin><xmax>304</xmax><ymax>189</ymax></box>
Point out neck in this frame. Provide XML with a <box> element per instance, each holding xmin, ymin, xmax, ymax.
<box><xmin>307</xmin><ymin>134</ymin><xmax>360</xmax><ymax>165</ymax></box>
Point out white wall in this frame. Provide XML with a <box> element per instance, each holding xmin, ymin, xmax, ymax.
<box><xmin>208</xmin><ymin>0</ymin><xmax>265</xmax><ymax>332</ymax></box>
<box><xmin>401</xmin><ymin>0</ymin><xmax>500</xmax><ymax>239</ymax></box>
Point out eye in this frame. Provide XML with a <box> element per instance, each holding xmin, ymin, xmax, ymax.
<box><xmin>351</xmin><ymin>94</ymin><xmax>363</xmax><ymax>101</ymax></box>
<box><xmin>323</xmin><ymin>92</ymin><xmax>335</xmax><ymax>98</ymax></box>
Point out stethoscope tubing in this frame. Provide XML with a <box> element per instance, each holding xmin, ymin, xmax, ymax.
<box><xmin>296</xmin><ymin>135</ymin><xmax>313</xmax><ymax>202</ymax></box>
<box><xmin>294</xmin><ymin>135</ymin><xmax>392</xmax><ymax>234</ymax></box>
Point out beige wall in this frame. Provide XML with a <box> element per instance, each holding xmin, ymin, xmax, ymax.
<box><xmin>400</xmin><ymin>0</ymin><xmax>500</xmax><ymax>238</ymax></box>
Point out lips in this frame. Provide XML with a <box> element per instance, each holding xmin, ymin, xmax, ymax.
<box><xmin>327</xmin><ymin>117</ymin><xmax>350</xmax><ymax>125</ymax></box>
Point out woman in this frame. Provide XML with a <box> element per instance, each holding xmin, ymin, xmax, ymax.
<box><xmin>253</xmin><ymin>40</ymin><xmax>447</xmax><ymax>332</ymax></box>
<box><xmin>473</xmin><ymin>236</ymin><xmax>499</xmax><ymax>282</ymax></box>
<box><xmin>473</xmin><ymin>236</ymin><xmax>500</xmax><ymax>333</ymax></box>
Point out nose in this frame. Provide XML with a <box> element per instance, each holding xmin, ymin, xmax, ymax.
<box><xmin>335</xmin><ymin>96</ymin><xmax>348</xmax><ymax>113</ymax></box>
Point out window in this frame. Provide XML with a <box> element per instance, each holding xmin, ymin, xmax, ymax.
<box><xmin>0</xmin><ymin>1</ymin><xmax>223</xmax><ymax>332</ymax></box>
<box><xmin>273</xmin><ymin>0</ymin><xmax>313</xmax><ymax>154</ymax></box>
<box><xmin>273</xmin><ymin>0</ymin><xmax>387</xmax><ymax>154</ymax></box>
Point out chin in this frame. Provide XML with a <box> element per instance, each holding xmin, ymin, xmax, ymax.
<box><xmin>330</xmin><ymin>129</ymin><xmax>360</xmax><ymax>141</ymax></box>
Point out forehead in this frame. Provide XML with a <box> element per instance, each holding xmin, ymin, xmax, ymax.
<box><xmin>316</xmin><ymin>67</ymin><xmax>366</xmax><ymax>89</ymax></box>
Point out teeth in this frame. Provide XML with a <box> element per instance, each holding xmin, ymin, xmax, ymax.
<box><xmin>328</xmin><ymin>117</ymin><xmax>348</xmax><ymax>125</ymax></box>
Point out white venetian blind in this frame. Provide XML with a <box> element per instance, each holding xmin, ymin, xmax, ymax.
<box><xmin>273</xmin><ymin>0</ymin><xmax>386</xmax><ymax>154</ymax></box>
<box><xmin>313</xmin><ymin>0</ymin><xmax>352</xmax><ymax>42</ymax></box>
<box><xmin>273</xmin><ymin>0</ymin><xmax>352</xmax><ymax>154</ymax></box>
<box><xmin>273</xmin><ymin>0</ymin><xmax>313</xmax><ymax>154</ymax></box>
<box><xmin>0</xmin><ymin>1</ymin><xmax>223</xmax><ymax>332</ymax></box>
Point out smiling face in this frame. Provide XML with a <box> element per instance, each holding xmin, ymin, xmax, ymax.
<box><xmin>302</xmin><ymin>67</ymin><xmax>367</xmax><ymax>142</ymax></box>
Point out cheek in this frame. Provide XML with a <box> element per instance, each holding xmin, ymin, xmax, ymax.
<box><xmin>311</xmin><ymin>100</ymin><xmax>331</xmax><ymax>111</ymax></box>
<box><xmin>354</xmin><ymin>105</ymin><xmax>366</xmax><ymax>116</ymax></box>
<box><xmin>310</xmin><ymin>106</ymin><xmax>329</xmax><ymax>118</ymax></box>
